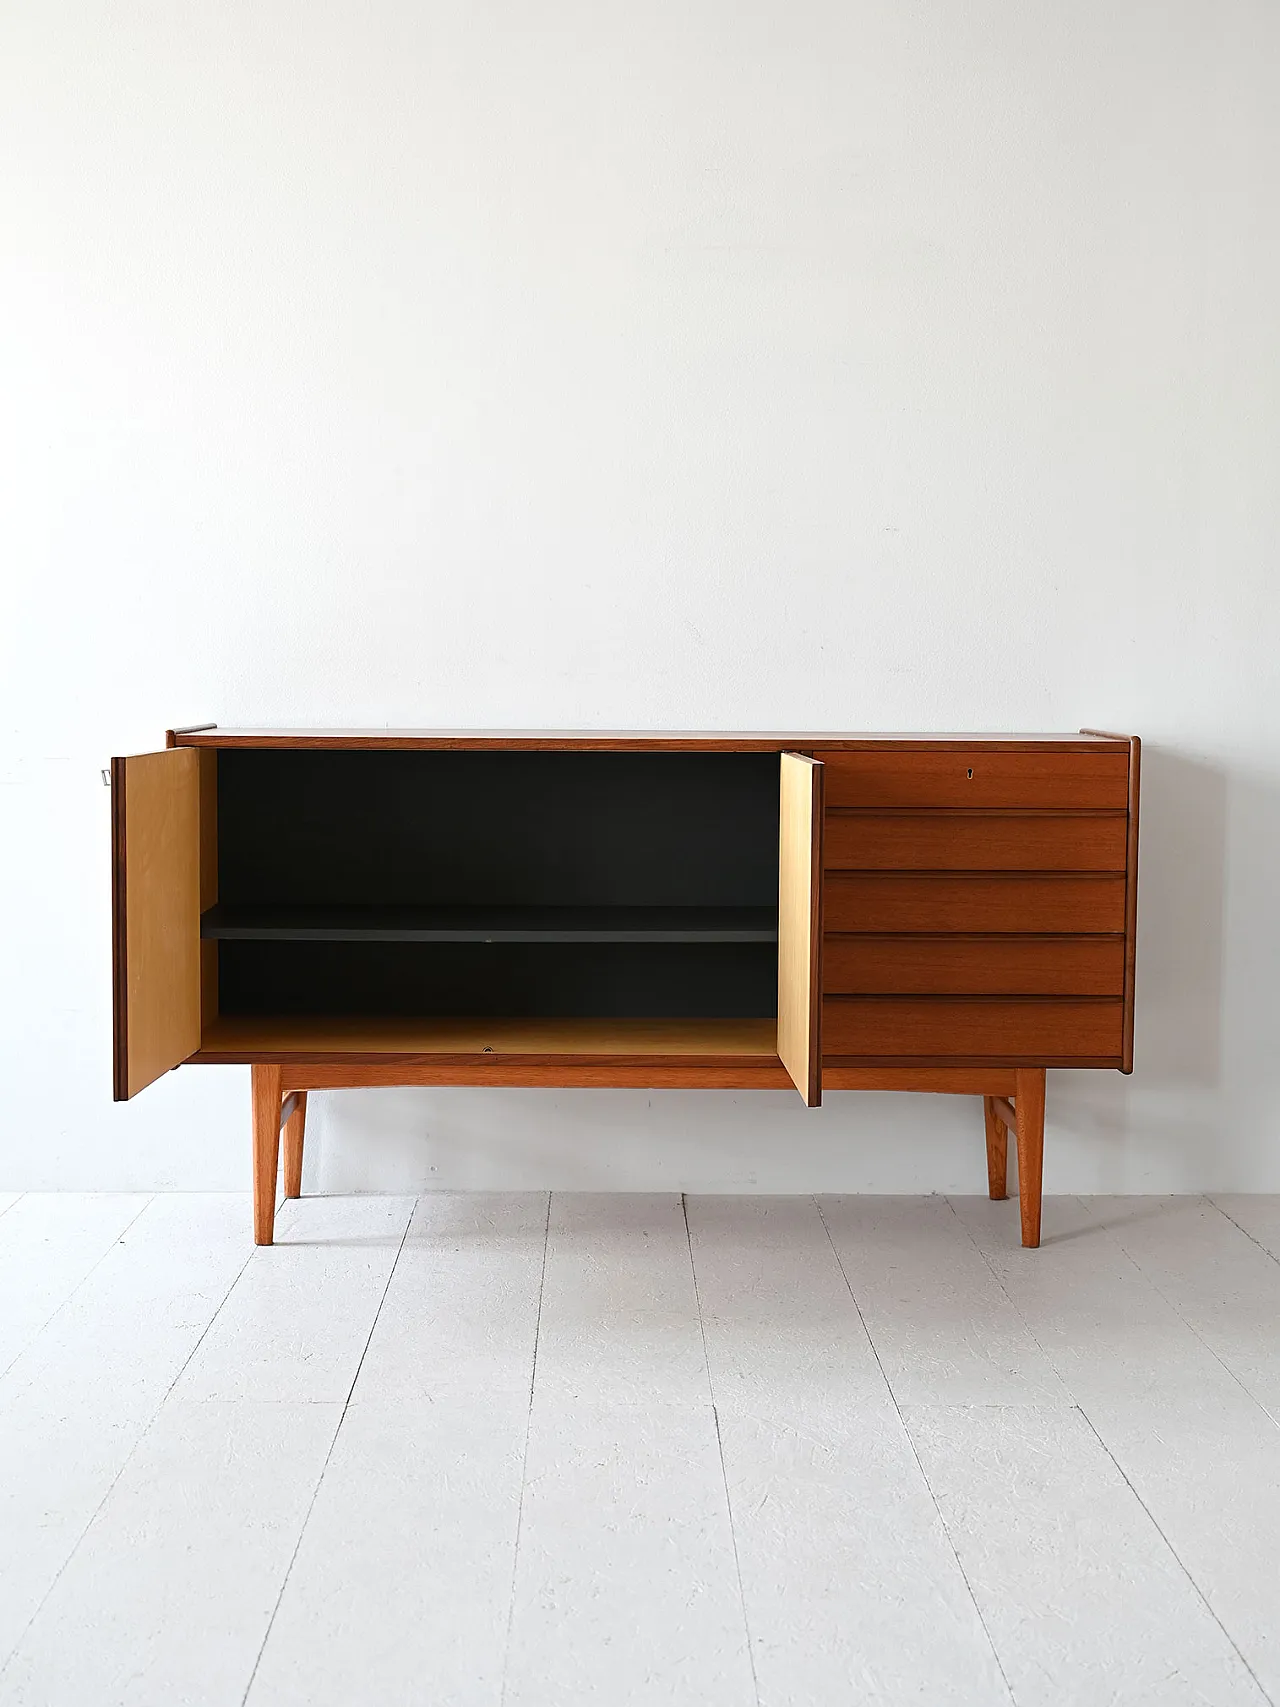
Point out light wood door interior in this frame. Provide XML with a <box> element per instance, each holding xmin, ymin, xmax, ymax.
<box><xmin>112</xmin><ymin>748</ymin><xmax>203</xmax><ymax>1099</ymax></box>
<box><xmin>777</xmin><ymin>753</ymin><xmax>824</xmax><ymax>1106</ymax></box>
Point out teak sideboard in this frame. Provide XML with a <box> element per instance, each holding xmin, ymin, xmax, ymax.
<box><xmin>110</xmin><ymin>727</ymin><xmax>1139</xmax><ymax>1249</ymax></box>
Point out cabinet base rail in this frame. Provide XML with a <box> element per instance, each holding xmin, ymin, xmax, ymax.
<box><xmin>249</xmin><ymin>1063</ymin><xmax>1048</xmax><ymax>1252</ymax></box>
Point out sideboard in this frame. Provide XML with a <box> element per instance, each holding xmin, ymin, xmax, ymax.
<box><xmin>111</xmin><ymin>727</ymin><xmax>1139</xmax><ymax>1248</ymax></box>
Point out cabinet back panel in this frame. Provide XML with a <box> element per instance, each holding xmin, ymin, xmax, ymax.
<box><xmin>217</xmin><ymin>751</ymin><xmax>780</xmax><ymax>908</ymax></box>
<box><xmin>218</xmin><ymin>940</ymin><xmax>778</xmax><ymax>1019</ymax></box>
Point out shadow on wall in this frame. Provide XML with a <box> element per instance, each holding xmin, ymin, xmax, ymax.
<box><xmin>1054</xmin><ymin>743</ymin><xmax>1230</xmax><ymax>1183</ymax></box>
<box><xmin>305</xmin><ymin>1083</ymin><xmax>980</xmax><ymax>1195</ymax></box>
<box><xmin>1211</xmin><ymin>759</ymin><xmax>1280</xmax><ymax>1095</ymax></box>
<box><xmin>1130</xmin><ymin>744</ymin><xmax>1228</xmax><ymax>1086</ymax></box>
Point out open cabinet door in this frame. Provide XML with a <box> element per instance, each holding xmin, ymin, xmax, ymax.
<box><xmin>778</xmin><ymin>752</ymin><xmax>824</xmax><ymax>1107</ymax></box>
<box><xmin>111</xmin><ymin>749</ymin><xmax>202</xmax><ymax>1100</ymax></box>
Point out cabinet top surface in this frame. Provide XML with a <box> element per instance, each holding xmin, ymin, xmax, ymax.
<box><xmin>170</xmin><ymin>728</ymin><xmax>1133</xmax><ymax>752</ymax></box>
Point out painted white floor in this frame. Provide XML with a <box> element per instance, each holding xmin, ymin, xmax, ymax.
<box><xmin>2</xmin><ymin>1191</ymin><xmax>1279</xmax><ymax>1706</ymax></box>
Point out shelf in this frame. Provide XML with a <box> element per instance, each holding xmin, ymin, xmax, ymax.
<box><xmin>197</xmin><ymin>1015</ymin><xmax>780</xmax><ymax>1058</ymax></box>
<box><xmin>201</xmin><ymin>903</ymin><xmax>778</xmax><ymax>945</ymax></box>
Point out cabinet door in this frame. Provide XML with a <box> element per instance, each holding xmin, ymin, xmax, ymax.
<box><xmin>111</xmin><ymin>749</ymin><xmax>202</xmax><ymax>1099</ymax></box>
<box><xmin>778</xmin><ymin>753</ymin><xmax>824</xmax><ymax>1106</ymax></box>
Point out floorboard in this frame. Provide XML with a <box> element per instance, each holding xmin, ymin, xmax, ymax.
<box><xmin>689</xmin><ymin>1195</ymin><xmax>1009</xmax><ymax>1704</ymax></box>
<box><xmin>3</xmin><ymin>1192</ymin><xmax>1280</xmax><ymax>1707</ymax></box>
<box><xmin>0</xmin><ymin>1195</ymin><xmax>251</xmax><ymax>1668</ymax></box>
<box><xmin>820</xmin><ymin>1194</ymin><xmax>1067</xmax><ymax>1406</ymax></box>
<box><xmin>1212</xmin><ymin>1195</ymin><xmax>1280</xmax><ymax>1265</ymax></box>
<box><xmin>955</xmin><ymin>1193</ymin><xmax>1280</xmax><ymax>1701</ymax></box>
<box><xmin>171</xmin><ymin>1194</ymin><xmax>415</xmax><ymax>1405</ymax></box>
<box><xmin>534</xmin><ymin>1191</ymin><xmax>707</xmax><ymax>1406</ymax></box>
<box><xmin>247</xmin><ymin>1398</ymin><xmax>528</xmax><ymax>1707</ymax></box>
<box><xmin>0</xmin><ymin>1192</ymin><xmax>151</xmax><ymax>1378</ymax></box>
<box><xmin>4</xmin><ymin>1400</ymin><xmax>340</xmax><ymax>1707</ymax></box>
<box><xmin>351</xmin><ymin>1191</ymin><xmax>548</xmax><ymax>1407</ymax></box>
<box><xmin>905</xmin><ymin>1401</ymin><xmax>1268</xmax><ymax>1706</ymax></box>
<box><xmin>687</xmin><ymin>1194</ymin><xmax>888</xmax><ymax>1421</ymax></box>
<box><xmin>504</xmin><ymin>1398</ymin><xmax>755</xmax><ymax>1707</ymax></box>
<box><xmin>1084</xmin><ymin>1195</ymin><xmax>1280</xmax><ymax>1424</ymax></box>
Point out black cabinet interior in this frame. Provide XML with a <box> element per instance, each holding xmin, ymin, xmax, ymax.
<box><xmin>214</xmin><ymin>751</ymin><xmax>782</xmax><ymax>1020</ymax></box>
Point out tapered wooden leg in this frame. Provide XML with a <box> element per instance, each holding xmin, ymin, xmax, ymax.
<box><xmin>252</xmin><ymin>1063</ymin><xmax>284</xmax><ymax>1246</ymax></box>
<box><xmin>1014</xmin><ymin>1067</ymin><xmax>1046</xmax><ymax>1249</ymax></box>
<box><xmin>283</xmin><ymin>1091</ymin><xmax>307</xmax><ymax>1200</ymax></box>
<box><xmin>983</xmin><ymin>1096</ymin><xmax>1008</xmax><ymax>1200</ymax></box>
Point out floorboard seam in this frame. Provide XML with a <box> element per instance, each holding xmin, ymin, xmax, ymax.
<box><xmin>1208</xmin><ymin>1197</ymin><xmax>1280</xmax><ymax>1271</ymax></box>
<box><xmin>1076</xmin><ymin>1405</ymin><xmax>1274</xmax><ymax>1706</ymax></box>
<box><xmin>497</xmin><ymin>1189</ymin><xmax>552</xmax><ymax>1707</ymax></box>
<box><xmin>815</xmin><ymin>1196</ymin><xmax>1017</xmax><ymax>1707</ymax></box>
<box><xmin>683</xmin><ymin>1192</ymin><xmax>761</xmax><ymax>1707</ymax></box>
<box><xmin>951</xmin><ymin>1197</ymin><xmax>1275</xmax><ymax>1707</ymax></box>
<box><xmin>1072</xmin><ymin>1196</ymin><xmax>1280</xmax><ymax>1433</ymax></box>
<box><xmin>0</xmin><ymin>1193</ymin><xmax>156</xmax><ymax>1385</ymax></box>
<box><xmin>237</xmin><ymin>1194</ymin><xmax>417</xmax><ymax>1707</ymax></box>
<box><xmin>0</xmin><ymin>1196</ymin><xmax>252</xmax><ymax>1683</ymax></box>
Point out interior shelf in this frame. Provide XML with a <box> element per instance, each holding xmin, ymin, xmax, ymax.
<box><xmin>201</xmin><ymin>903</ymin><xmax>778</xmax><ymax>945</ymax></box>
<box><xmin>197</xmin><ymin>1014</ymin><xmax>780</xmax><ymax>1057</ymax></box>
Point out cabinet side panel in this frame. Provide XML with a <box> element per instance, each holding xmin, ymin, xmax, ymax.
<box><xmin>778</xmin><ymin>754</ymin><xmax>823</xmax><ymax>1105</ymax></box>
<box><xmin>1079</xmin><ymin>730</ymin><xmax>1141</xmax><ymax>1072</ymax></box>
<box><xmin>1123</xmin><ymin>737</ymin><xmax>1140</xmax><ymax>1071</ymax></box>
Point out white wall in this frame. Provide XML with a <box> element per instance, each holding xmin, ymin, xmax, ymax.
<box><xmin>3</xmin><ymin>0</ymin><xmax>1278</xmax><ymax>1194</ymax></box>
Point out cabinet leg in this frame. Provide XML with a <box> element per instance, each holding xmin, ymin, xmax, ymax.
<box><xmin>983</xmin><ymin>1097</ymin><xmax>1008</xmax><ymax>1200</ymax></box>
<box><xmin>252</xmin><ymin>1064</ymin><xmax>284</xmax><ymax>1246</ymax></box>
<box><xmin>283</xmin><ymin>1091</ymin><xmax>307</xmax><ymax>1200</ymax></box>
<box><xmin>1014</xmin><ymin>1068</ymin><xmax>1046</xmax><ymax>1249</ymax></box>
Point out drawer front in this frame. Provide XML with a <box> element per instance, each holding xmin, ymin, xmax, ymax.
<box><xmin>823</xmin><ymin>935</ymin><xmax>1124</xmax><ymax>996</ymax></box>
<box><xmin>824</xmin><ymin>812</ymin><xmax>1127</xmax><ymax>872</ymax></box>
<box><xmin>823</xmin><ymin>997</ymin><xmax>1124</xmax><ymax>1061</ymax></box>
<box><xmin>824</xmin><ymin>750</ymin><xmax>1130</xmax><ymax>810</ymax></box>
<box><xmin>825</xmin><ymin>873</ymin><xmax>1126</xmax><ymax>934</ymax></box>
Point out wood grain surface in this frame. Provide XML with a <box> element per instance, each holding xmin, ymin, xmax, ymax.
<box><xmin>824</xmin><ymin>873</ymin><xmax>1126</xmax><ymax>934</ymax></box>
<box><xmin>823</xmin><ymin>996</ymin><xmax>1124</xmax><ymax>1061</ymax></box>
<box><xmin>112</xmin><ymin>749</ymin><xmax>202</xmax><ymax>1100</ymax></box>
<box><xmin>777</xmin><ymin>753</ymin><xmax>824</xmax><ymax>1105</ymax></box>
<box><xmin>823</xmin><ymin>933</ymin><xmax>1124</xmax><ymax>995</ymax></box>
<box><xmin>197</xmin><ymin>1014</ymin><xmax>779</xmax><ymax>1060</ymax></box>
<box><xmin>824</xmin><ymin>750</ymin><xmax>1130</xmax><ymax>809</ymax></box>
<box><xmin>824</xmin><ymin>811</ymin><xmax>1127</xmax><ymax>871</ymax></box>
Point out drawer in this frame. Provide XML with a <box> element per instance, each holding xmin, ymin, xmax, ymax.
<box><xmin>823</xmin><ymin>997</ymin><xmax>1124</xmax><ymax>1061</ymax></box>
<box><xmin>824</xmin><ymin>812</ymin><xmax>1128</xmax><ymax>872</ymax></box>
<box><xmin>824</xmin><ymin>873</ymin><xmax>1126</xmax><ymax>934</ymax></box>
<box><xmin>824</xmin><ymin>750</ymin><xmax>1130</xmax><ymax>810</ymax></box>
<box><xmin>823</xmin><ymin>934</ymin><xmax>1125</xmax><ymax>995</ymax></box>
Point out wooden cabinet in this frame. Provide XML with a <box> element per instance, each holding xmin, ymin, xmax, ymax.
<box><xmin>111</xmin><ymin>729</ymin><xmax>1139</xmax><ymax>1249</ymax></box>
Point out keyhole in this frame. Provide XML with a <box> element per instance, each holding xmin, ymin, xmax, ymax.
<box><xmin>967</xmin><ymin>767</ymin><xmax>974</xmax><ymax>779</ymax></box>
